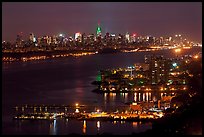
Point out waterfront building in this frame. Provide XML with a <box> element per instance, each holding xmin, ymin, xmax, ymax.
<box><xmin>130</xmin><ymin>103</ymin><xmax>142</xmax><ymax>113</ymax></box>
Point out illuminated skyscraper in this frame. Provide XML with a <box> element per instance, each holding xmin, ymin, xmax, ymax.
<box><xmin>125</xmin><ymin>32</ymin><xmax>130</xmax><ymax>43</ymax></box>
<box><xmin>147</xmin><ymin>55</ymin><xmax>171</xmax><ymax>84</ymax></box>
<box><xmin>96</xmin><ymin>22</ymin><xmax>102</xmax><ymax>36</ymax></box>
<box><xmin>130</xmin><ymin>33</ymin><xmax>137</xmax><ymax>43</ymax></box>
<box><xmin>58</xmin><ymin>33</ymin><xmax>65</xmax><ymax>43</ymax></box>
<box><xmin>29</xmin><ymin>33</ymin><xmax>37</xmax><ymax>44</ymax></box>
<box><xmin>75</xmin><ymin>32</ymin><xmax>82</xmax><ymax>42</ymax></box>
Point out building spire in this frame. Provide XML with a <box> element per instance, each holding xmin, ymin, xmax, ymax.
<box><xmin>98</xmin><ymin>20</ymin><xmax>100</xmax><ymax>26</ymax></box>
<box><xmin>96</xmin><ymin>21</ymin><xmax>102</xmax><ymax>36</ymax></box>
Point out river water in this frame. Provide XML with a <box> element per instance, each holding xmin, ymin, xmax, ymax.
<box><xmin>2</xmin><ymin>47</ymin><xmax>201</xmax><ymax>135</ymax></box>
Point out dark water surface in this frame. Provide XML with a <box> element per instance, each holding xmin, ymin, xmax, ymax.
<box><xmin>2</xmin><ymin>48</ymin><xmax>201</xmax><ymax>135</ymax></box>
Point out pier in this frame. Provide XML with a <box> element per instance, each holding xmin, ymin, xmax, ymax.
<box><xmin>12</xmin><ymin>103</ymin><xmax>164</xmax><ymax>121</ymax></box>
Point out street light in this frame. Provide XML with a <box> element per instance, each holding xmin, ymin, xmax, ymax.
<box><xmin>175</xmin><ymin>48</ymin><xmax>181</xmax><ymax>53</ymax></box>
<box><xmin>75</xmin><ymin>103</ymin><xmax>80</xmax><ymax>113</ymax></box>
<box><xmin>174</xmin><ymin>49</ymin><xmax>181</xmax><ymax>58</ymax></box>
<box><xmin>194</xmin><ymin>55</ymin><xmax>198</xmax><ymax>59</ymax></box>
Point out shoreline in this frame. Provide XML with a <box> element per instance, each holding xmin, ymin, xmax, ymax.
<box><xmin>2</xmin><ymin>46</ymin><xmax>190</xmax><ymax>62</ymax></box>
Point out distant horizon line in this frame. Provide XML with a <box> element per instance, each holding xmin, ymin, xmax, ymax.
<box><xmin>2</xmin><ymin>32</ymin><xmax>202</xmax><ymax>43</ymax></box>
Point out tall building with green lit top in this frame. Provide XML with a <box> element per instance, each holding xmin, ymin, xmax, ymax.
<box><xmin>96</xmin><ymin>23</ymin><xmax>102</xmax><ymax>36</ymax></box>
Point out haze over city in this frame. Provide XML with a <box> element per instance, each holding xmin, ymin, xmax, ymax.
<box><xmin>2</xmin><ymin>2</ymin><xmax>202</xmax><ymax>43</ymax></box>
<box><xmin>2</xmin><ymin>2</ymin><xmax>202</xmax><ymax>135</ymax></box>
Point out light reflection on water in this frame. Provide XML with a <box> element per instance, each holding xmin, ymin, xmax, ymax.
<box><xmin>82</xmin><ymin>120</ymin><xmax>86</xmax><ymax>134</ymax></box>
<box><xmin>134</xmin><ymin>93</ymin><xmax>137</xmax><ymax>102</ymax></box>
<box><xmin>5</xmin><ymin>90</ymin><xmax>165</xmax><ymax>135</ymax></box>
<box><xmin>49</xmin><ymin>119</ymin><xmax>152</xmax><ymax>135</ymax></box>
<box><xmin>97</xmin><ymin>121</ymin><xmax>100</xmax><ymax>133</ymax></box>
<box><xmin>3</xmin><ymin>48</ymin><xmax>201</xmax><ymax>135</ymax></box>
<box><xmin>103</xmin><ymin>92</ymin><xmax>153</xmax><ymax>104</ymax></box>
<box><xmin>49</xmin><ymin>119</ymin><xmax>57</xmax><ymax>135</ymax></box>
<box><xmin>132</xmin><ymin>122</ymin><xmax>138</xmax><ymax>128</ymax></box>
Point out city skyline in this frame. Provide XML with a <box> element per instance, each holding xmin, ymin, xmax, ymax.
<box><xmin>2</xmin><ymin>2</ymin><xmax>202</xmax><ymax>43</ymax></box>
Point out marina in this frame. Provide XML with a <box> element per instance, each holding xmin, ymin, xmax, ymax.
<box><xmin>3</xmin><ymin>47</ymin><xmax>202</xmax><ymax>135</ymax></box>
<box><xmin>13</xmin><ymin>102</ymin><xmax>164</xmax><ymax>122</ymax></box>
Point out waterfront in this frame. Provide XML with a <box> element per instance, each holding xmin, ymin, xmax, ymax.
<box><xmin>2</xmin><ymin>47</ymin><xmax>201</xmax><ymax>135</ymax></box>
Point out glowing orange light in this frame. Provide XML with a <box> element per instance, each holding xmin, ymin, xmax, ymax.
<box><xmin>194</xmin><ymin>55</ymin><xmax>198</xmax><ymax>59</ymax></box>
<box><xmin>175</xmin><ymin>49</ymin><xmax>181</xmax><ymax>53</ymax></box>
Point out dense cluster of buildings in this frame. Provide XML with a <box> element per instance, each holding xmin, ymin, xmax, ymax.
<box><xmin>96</xmin><ymin>53</ymin><xmax>201</xmax><ymax>92</ymax></box>
<box><xmin>2</xmin><ymin>24</ymin><xmax>201</xmax><ymax>63</ymax></box>
<box><xmin>2</xmin><ymin>23</ymin><xmax>200</xmax><ymax>53</ymax></box>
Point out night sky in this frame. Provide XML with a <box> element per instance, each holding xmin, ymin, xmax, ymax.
<box><xmin>2</xmin><ymin>2</ymin><xmax>202</xmax><ymax>43</ymax></box>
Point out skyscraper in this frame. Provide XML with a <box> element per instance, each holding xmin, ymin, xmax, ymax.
<box><xmin>125</xmin><ymin>32</ymin><xmax>130</xmax><ymax>43</ymax></box>
<box><xmin>96</xmin><ymin>22</ymin><xmax>102</xmax><ymax>36</ymax></box>
<box><xmin>147</xmin><ymin>55</ymin><xmax>171</xmax><ymax>84</ymax></box>
<box><xmin>75</xmin><ymin>32</ymin><xmax>82</xmax><ymax>42</ymax></box>
<box><xmin>29</xmin><ymin>33</ymin><xmax>36</xmax><ymax>43</ymax></box>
